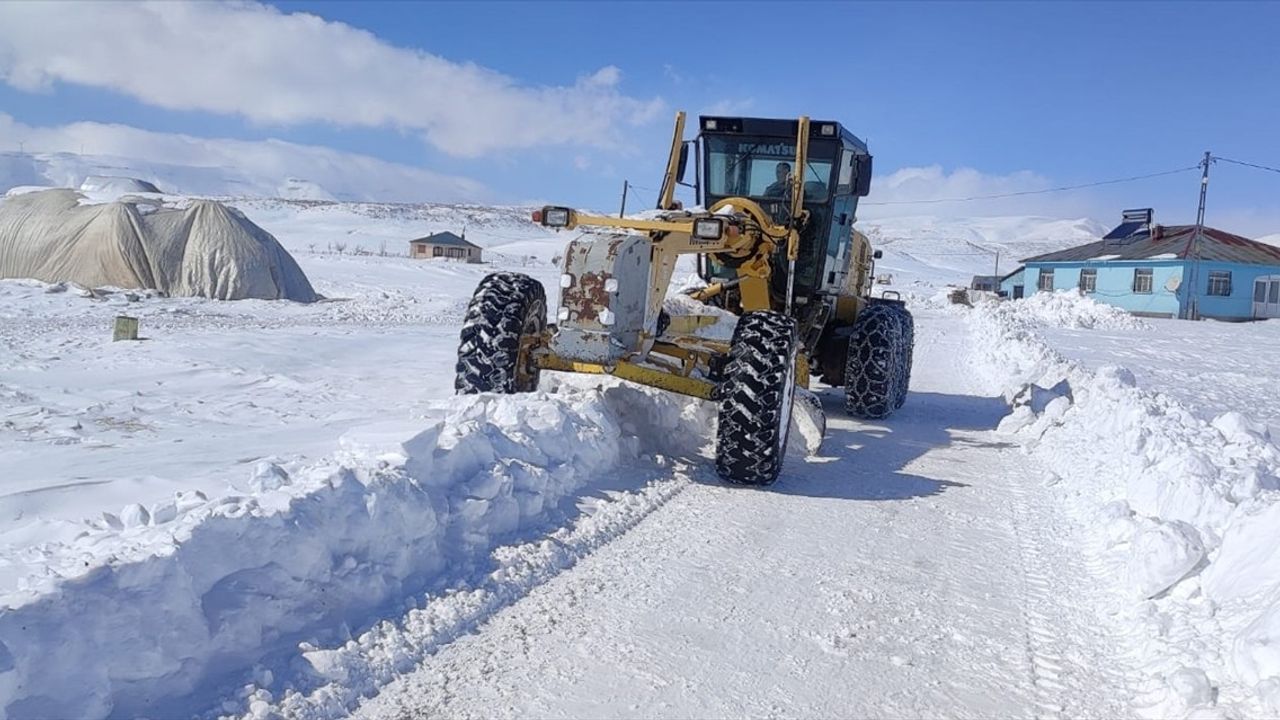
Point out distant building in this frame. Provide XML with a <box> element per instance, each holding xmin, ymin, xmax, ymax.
<box><xmin>1019</xmin><ymin>208</ymin><xmax>1280</xmax><ymax>320</ymax></box>
<box><xmin>409</xmin><ymin>231</ymin><xmax>482</xmax><ymax>263</ymax></box>
<box><xmin>970</xmin><ymin>275</ymin><xmax>1002</xmax><ymax>293</ymax></box>
<box><xmin>999</xmin><ymin>267</ymin><xmax>1026</xmax><ymax>299</ymax></box>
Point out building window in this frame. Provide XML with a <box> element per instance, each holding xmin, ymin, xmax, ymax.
<box><xmin>1133</xmin><ymin>268</ymin><xmax>1153</xmax><ymax>294</ymax></box>
<box><xmin>433</xmin><ymin>246</ymin><xmax>443</xmax><ymax>257</ymax></box>
<box><xmin>1078</xmin><ymin>268</ymin><xmax>1097</xmax><ymax>293</ymax></box>
<box><xmin>1207</xmin><ymin>271</ymin><xmax>1232</xmax><ymax>296</ymax></box>
<box><xmin>1037</xmin><ymin>269</ymin><xmax>1055</xmax><ymax>292</ymax></box>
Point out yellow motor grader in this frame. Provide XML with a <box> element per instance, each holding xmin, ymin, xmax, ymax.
<box><xmin>455</xmin><ymin>112</ymin><xmax>913</xmax><ymax>485</ymax></box>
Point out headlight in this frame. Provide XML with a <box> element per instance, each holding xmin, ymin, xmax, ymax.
<box><xmin>820</xmin><ymin>124</ymin><xmax>836</xmax><ymax>136</ymax></box>
<box><xmin>693</xmin><ymin>218</ymin><xmax>724</xmax><ymax>240</ymax></box>
<box><xmin>538</xmin><ymin>206</ymin><xmax>572</xmax><ymax>228</ymax></box>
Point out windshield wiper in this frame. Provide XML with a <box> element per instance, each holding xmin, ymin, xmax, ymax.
<box><xmin>721</xmin><ymin>140</ymin><xmax>769</xmax><ymax>192</ymax></box>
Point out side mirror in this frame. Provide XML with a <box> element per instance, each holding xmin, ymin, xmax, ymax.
<box><xmin>855</xmin><ymin>155</ymin><xmax>874</xmax><ymax>197</ymax></box>
<box><xmin>677</xmin><ymin>142</ymin><xmax>690</xmax><ymax>183</ymax></box>
<box><xmin>873</xmin><ymin>249</ymin><xmax>883</xmax><ymax>259</ymax></box>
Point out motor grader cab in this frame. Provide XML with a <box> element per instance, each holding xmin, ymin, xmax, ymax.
<box><xmin>455</xmin><ymin>112</ymin><xmax>914</xmax><ymax>486</ymax></box>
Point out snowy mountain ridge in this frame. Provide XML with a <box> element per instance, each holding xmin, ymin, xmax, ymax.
<box><xmin>0</xmin><ymin>148</ymin><xmax>1109</xmax><ymax>279</ymax></box>
<box><xmin>0</xmin><ymin>149</ymin><xmax>483</xmax><ymax>204</ymax></box>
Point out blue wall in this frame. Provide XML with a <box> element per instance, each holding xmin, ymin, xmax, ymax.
<box><xmin>1021</xmin><ymin>258</ymin><xmax>1280</xmax><ymax>320</ymax></box>
<box><xmin>1185</xmin><ymin>261</ymin><xmax>1280</xmax><ymax>320</ymax></box>
<box><xmin>1025</xmin><ymin>261</ymin><xmax>1184</xmax><ymax>317</ymax></box>
<box><xmin>1000</xmin><ymin>268</ymin><xmax>1025</xmax><ymax>297</ymax></box>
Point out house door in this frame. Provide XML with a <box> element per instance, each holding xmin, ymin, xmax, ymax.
<box><xmin>1013</xmin><ymin>284</ymin><xmax>1024</xmax><ymax>300</ymax></box>
<box><xmin>1253</xmin><ymin>275</ymin><xmax>1280</xmax><ymax>318</ymax></box>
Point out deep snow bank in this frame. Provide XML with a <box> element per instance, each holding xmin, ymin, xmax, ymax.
<box><xmin>964</xmin><ymin>293</ymin><xmax>1280</xmax><ymax>717</ymax></box>
<box><xmin>983</xmin><ymin>289</ymin><xmax>1150</xmax><ymax>331</ymax></box>
<box><xmin>0</xmin><ymin>382</ymin><xmax>713</xmax><ymax>720</ymax></box>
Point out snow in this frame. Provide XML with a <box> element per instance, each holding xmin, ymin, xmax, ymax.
<box><xmin>979</xmin><ymin>288</ymin><xmax>1151</xmax><ymax>330</ymax></box>
<box><xmin>78</xmin><ymin>175</ymin><xmax>161</xmax><ymax>194</ymax></box>
<box><xmin>859</xmin><ymin>214</ymin><xmax>1107</xmax><ymax>286</ymax></box>
<box><xmin>964</xmin><ymin>290</ymin><xmax>1280</xmax><ymax>717</ymax></box>
<box><xmin>291</xmin><ymin>307</ymin><xmax>1132</xmax><ymax>720</ymax></box>
<box><xmin>0</xmin><ymin>145</ymin><xmax>484</xmax><ymax>204</ymax></box>
<box><xmin>2</xmin><ymin>183</ymin><xmax>1280</xmax><ymax>718</ymax></box>
<box><xmin>0</xmin><ymin>380</ymin><xmax>714</xmax><ymax>718</ymax></box>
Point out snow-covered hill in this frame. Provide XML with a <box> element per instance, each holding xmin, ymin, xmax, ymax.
<box><xmin>229</xmin><ymin>198</ymin><xmax>564</xmax><ymax>263</ymax></box>
<box><xmin>860</xmin><ymin>214</ymin><xmax>1108</xmax><ymax>285</ymax></box>
<box><xmin>0</xmin><ymin>149</ymin><xmax>483</xmax><ymax>203</ymax></box>
<box><xmin>1</xmin><ymin>149</ymin><xmax>1109</xmax><ymax>283</ymax></box>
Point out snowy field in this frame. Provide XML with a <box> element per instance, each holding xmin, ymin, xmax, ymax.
<box><xmin>1037</xmin><ymin>316</ymin><xmax>1280</xmax><ymax>438</ymax></box>
<box><xmin>1</xmin><ymin>193</ymin><xmax>1279</xmax><ymax>719</ymax></box>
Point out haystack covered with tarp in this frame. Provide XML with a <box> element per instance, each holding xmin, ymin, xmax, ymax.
<box><xmin>0</xmin><ymin>189</ymin><xmax>317</xmax><ymax>301</ymax></box>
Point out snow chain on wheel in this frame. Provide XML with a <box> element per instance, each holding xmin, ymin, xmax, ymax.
<box><xmin>844</xmin><ymin>304</ymin><xmax>906</xmax><ymax>419</ymax></box>
<box><xmin>455</xmin><ymin>272</ymin><xmax>547</xmax><ymax>394</ymax></box>
<box><xmin>887</xmin><ymin>303</ymin><xmax>915</xmax><ymax>410</ymax></box>
<box><xmin>715</xmin><ymin>311</ymin><xmax>799</xmax><ymax>486</ymax></box>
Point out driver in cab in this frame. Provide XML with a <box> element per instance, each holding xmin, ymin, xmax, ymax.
<box><xmin>764</xmin><ymin>162</ymin><xmax>791</xmax><ymax>197</ymax></box>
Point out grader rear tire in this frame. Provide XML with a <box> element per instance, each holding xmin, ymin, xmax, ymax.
<box><xmin>894</xmin><ymin>306</ymin><xmax>915</xmax><ymax>410</ymax></box>
<box><xmin>715</xmin><ymin>311</ymin><xmax>799</xmax><ymax>486</ymax></box>
<box><xmin>455</xmin><ymin>272</ymin><xmax>547</xmax><ymax>394</ymax></box>
<box><xmin>844</xmin><ymin>304</ymin><xmax>904</xmax><ymax>419</ymax></box>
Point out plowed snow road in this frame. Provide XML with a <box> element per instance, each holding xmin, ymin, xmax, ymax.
<box><xmin>350</xmin><ymin>313</ymin><xmax>1130</xmax><ymax>719</ymax></box>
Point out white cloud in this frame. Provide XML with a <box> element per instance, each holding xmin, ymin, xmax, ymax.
<box><xmin>0</xmin><ymin>113</ymin><xmax>486</xmax><ymax>203</ymax></box>
<box><xmin>699</xmin><ymin>98</ymin><xmax>756</xmax><ymax>116</ymax></box>
<box><xmin>0</xmin><ymin>1</ymin><xmax>664</xmax><ymax>157</ymax></box>
<box><xmin>861</xmin><ymin>165</ymin><xmax>1105</xmax><ymax>220</ymax></box>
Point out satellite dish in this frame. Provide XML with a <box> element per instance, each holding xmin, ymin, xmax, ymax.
<box><xmin>1165</xmin><ymin>276</ymin><xmax>1182</xmax><ymax>291</ymax></box>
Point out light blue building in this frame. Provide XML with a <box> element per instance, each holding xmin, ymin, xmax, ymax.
<box><xmin>999</xmin><ymin>267</ymin><xmax>1026</xmax><ymax>299</ymax></box>
<box><xmin>1017</xmin><ymin>209</ymin><xmax>1280</xmax><ymax>321</ymax></box>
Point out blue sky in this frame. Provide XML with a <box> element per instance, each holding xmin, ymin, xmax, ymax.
<box><xmin>1</xmin><ymin>1</ymin><xmax>1278</xmax><ymax>232</ymax></box>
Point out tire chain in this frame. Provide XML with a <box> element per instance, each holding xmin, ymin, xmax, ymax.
<box><xmin>844</xmin><ymin>303</ymin><xmax>904</xmax><ymax>419</ymax></box>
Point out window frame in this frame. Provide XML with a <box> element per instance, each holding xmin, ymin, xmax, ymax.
<box><xmin>1037</xmin><ymin>269</ymin><xmax>1055</xmax><ymax>292</ymax></box>
<box><xmin>1132</xmin><ymin>268</ymin><xmax>1153</xmax><ymax>294</ymax></box>
<box><xmin>1207</xmin><ymin>270</ymin><xmax>1232</xmax><ymax>297</ymax></box>
<box><xmin>1078</xmin><ymin>268</ymin><xmax>1097</xmax><ymax>294</ymax></box>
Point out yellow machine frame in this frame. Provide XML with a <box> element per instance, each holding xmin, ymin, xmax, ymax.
<box><xmin>529</xmin><ymin>111</ymin><xmax>838</xmax><ymax>400</ymax></box>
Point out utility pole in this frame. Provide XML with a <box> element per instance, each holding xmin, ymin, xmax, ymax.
<box><xmin>618</xmin><ymin>180</ymin><xmax>630</xmax><ymax>218</ymax></box>
<box><xmin>993</xmin><ymin>250</ymin><xmax>1000</xmax><ymax>293</ymax></box>
<box><xmin>1187</xmin><ymin>151</ymin><xmax>1213</xmax><ymax>320</ymax></box>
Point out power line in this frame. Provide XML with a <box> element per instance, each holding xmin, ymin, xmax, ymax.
<box><xmin>863</xmin><ymin>165</ymin><xmax>1200</xmax><ymax>206</ymax></box>
<box><xmin>1214</xmin><ymin>155</ymin><xmax>1280</xmax><ymax>176</ymax></box>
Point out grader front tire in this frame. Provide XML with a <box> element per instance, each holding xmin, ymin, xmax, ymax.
<box><xmin>455</xmin><ymin>272</ymin><xmax>547</xmax><ymax>395</ymax></box>
<box><xmin>715</xmin><ymin>311</ymin><xmax>799</xmax><ymax>486</ymax></box>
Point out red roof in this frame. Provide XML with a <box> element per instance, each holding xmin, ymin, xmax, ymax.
<box><xmin>1022</xmin><ymin>224</ymin><xmax>1280</xmax><ymax>265</ymax></box>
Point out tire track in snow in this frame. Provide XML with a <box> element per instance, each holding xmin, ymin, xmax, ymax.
<box><xmin>224</xmin><ymin>462</ymin><xmax>697</xmax><ymax>720</ymax></box>
<box><xmin>1005</xmin><ymin>458</ymin><xmax>1130</xmax><ymax>720</ymax></box>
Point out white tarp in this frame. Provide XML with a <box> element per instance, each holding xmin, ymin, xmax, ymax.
<box><xmin>0</xmin><ymin>189</ymin><xmax>317</xmax><ymax>301</ymax></box>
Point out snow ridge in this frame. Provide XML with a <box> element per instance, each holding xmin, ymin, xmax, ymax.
<box><xmin>230</xmin><ymin>463</ymin><xmax>694</xmax><ymax>720</ymax></box>
<box><xmin>966</xmin><ymin>294</ymin><xmax>1280</xmax><ymax>718</ymax></box>
<box><xmin>0</xmin><ymin>382</ymin><xmax>713</xmax><ymax>720</ymax></box>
